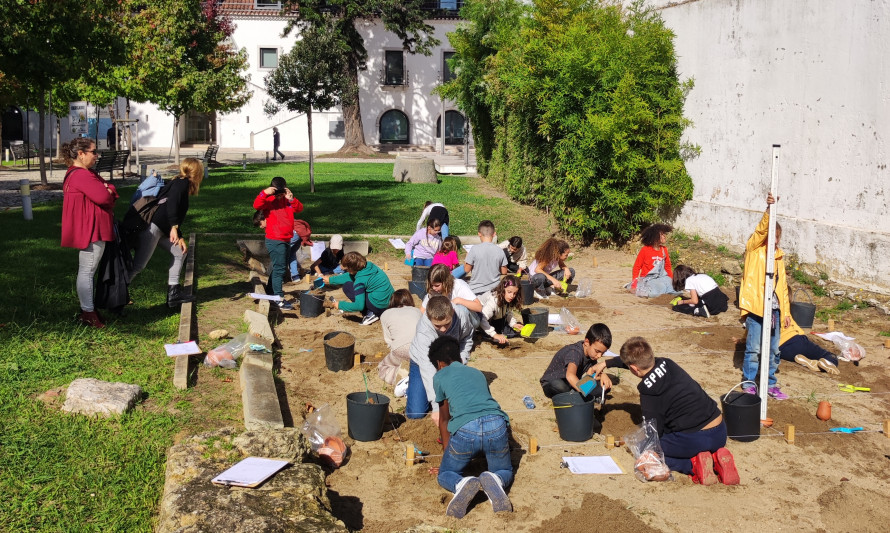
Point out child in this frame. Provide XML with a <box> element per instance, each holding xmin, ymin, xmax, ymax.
<box><xmin>311</xmin><ymin>234</ymin><xmax>345</xmax><ymax>276</ymax></box>
<box><xmin>528</xmin><ymin>237</ymin><xmax>574</xmax><ymax>299</ymax></box>
<box><xmin>288</xmin><ymin>219</ymin><xmax>313</xmax><ymax>280</ymax></box>
<box><xmin>430</xmin><ymin>336</ymin><xmax>513</xmax><ymax>518</ymax></box>
<box><xmin>498</xmin><ymin>236</ymin><xmax>528</xmax><ymax>274</ymax></box>
<box><xmin>464</xmin><ymin>220</ymin><xmax>508</xmax><ymax>296</ymax></box>
<box><xmin>738</xmin><ymin>193</ymin><xmax>790</xmax><ymax>399</ymax></box>
<box><xmin>671</xmin><ymin>265</ymin><xmax>729</xmax><ymax>317</ymax></box>
<box><xmin>421</xmin><ymin>264</ymin><xmax>482</xmax><ymax>313</ymax></box>
<box><xmin>407</xmin><ymin>296</ymin><xmax>477</xmax><ymax>421</ymax></box>
<box><xmin>539</xmin><ymin>323</ymin><xmax>618</xmax><ymax>399</ymax></box>
<box><xmin>405</xmin><ymin>218</ymin><xmax>443</xmax><ymax>267</ymax></box>
<box><xmin>480</xmin><ymin>276</ymin><xmax>524</xmax><ymax>345</ymax></box>
<box><xmin>779</xmin><ymin>317</ymin><xmax>840</xmax><ymax>375</ymax></box>
<box><xmin>322</xmin><ymin>252</ymin><xmax>394</xmax><ymax>325</ymax></box>
<box><xmin>417</xmin><ymin>201</ymin><xmax>450</xmax><ymax>238</ymax></box>
<box><xmin>253</xmin><ymin>177</ymin><xmax>303</xmax><ymax>310</ymax></box>
<box><xmin>630</xmin><ymin>223</ymin><xmax>674</xmax><ymax>297</ymax></box>
<box><xmin>618</xmin><ymin>336</ymin><xmax>739</xmax><ymax>485</ymax></box>
<box><xmin>432</xmin><ymin>236</ymin><xmax>465</xmax><ymax>278</ymax></box>
<box><xmin>378</xmin><ymin>289</ymin><xmax>423</xmax><ymax>387</ymax></box>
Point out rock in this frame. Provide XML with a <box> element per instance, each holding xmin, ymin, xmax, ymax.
<box><xmin>156</xmin><ymin>428</ymin><xmax>346</xmax><ymax>533</ymax></box>
<box><xmin>61</xmin><ymin>378</ymin><xmax>142</xmax><ymax>417</ymax></box>
<box><xmin>208</xmin><ymin>329</ymin><xmax>229</xmax><ymax>340</ymax></box>
<box><xmin>832</xmin><ymin>290</ymin><xmax>846</xmax><ymax>297</ymax></box>
<box><xmin>817</xmin><ymin>279</ymin><xmax>827</xmax><ymax>286</ymax></box>
<box><xmin>248</xmin><ymin>257</ymin><xmax>267</xmax><ymax>275</ymax></box>
<box><xmin>720</xmin><ymin>260</ymin><xmax>743</xmax><ymax>276</ymax></box>
<box><xmin>393</xmin><ymin>156</ymin><xmax>437</xmax><ymax>183</ymax></box>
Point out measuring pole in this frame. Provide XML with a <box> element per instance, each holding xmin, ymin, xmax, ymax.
<box><xmin>759</xmin><ymin>145</ymin><xmax>780</xmax><ymax>419</ymax></box>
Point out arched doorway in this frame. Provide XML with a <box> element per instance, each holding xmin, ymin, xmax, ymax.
<box><xmin>2</xmin><ymin>107</ymin><xmax>24</xmax><ymax>149</ymax></box>
<box><xmin>379</xmin><ymin>110</ymin><xmax>409</xmax><ymax>144</ymax></box>
<box><xmin>436</xmin><ymin>110</ymin><xmax>465</xmax><ymax>145</ymax></box>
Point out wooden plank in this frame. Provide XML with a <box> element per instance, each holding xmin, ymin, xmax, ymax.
<box><xmin>174</xmin><ymin>234</ymin><xmax>197</xmax><ymax>390</ymax></box>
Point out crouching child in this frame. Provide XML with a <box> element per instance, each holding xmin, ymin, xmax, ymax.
<box><xmin>431</xmin><ymin>336</ymin><xmax>514</xmax><ymax>518</ymax></box>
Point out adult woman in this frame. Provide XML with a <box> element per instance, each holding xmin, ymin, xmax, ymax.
<box><xmin>127</xmin><ymin>158</ymin><xmax>203</xmax><ymax>307</ymax></box>
<box><xmin>61</xmin><ymin>138</ymin><xmax>118</xmax><ymax>328</ymax></box>
<box><xmin>528</xmin><ymin>237</ymin><xmax>575</xmax><ymax>298</ymax></box>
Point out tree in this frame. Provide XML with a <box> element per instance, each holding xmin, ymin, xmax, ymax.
<box><xmin>264</xmin><ymin>20</ymin><xmax>349</xmax><ymax>192</ymax></box>
<box><xmin>283</xmin><ymin>0</ymin><xmax>439</xmax><ymax>154</ymax></box>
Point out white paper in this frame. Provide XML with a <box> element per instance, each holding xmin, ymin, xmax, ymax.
<box><xmin>562</xmin><ymin>456</ymin><xmax>623</xmax><ymax>475</ymax></box>
<box><xmin>814</xmin><ymin>331</ymin><xmax>855</xmax><ymax>343</ymax></box>
<box><xmin>212</xmin><ymin>457</ymin><xmax>289</xmax><ymax>487</ymax></box>
<box><xmin>164</xmin><ymin>341</ymin><xmax>201</xmax><ymax>357</ymax></box>
<box><xmin>388</xmin><ymin>238</ymin><xmax>406</xmax><ymax>249</ymax></box>
<box><xmin>309</xmin><ymin>241</ymin><xmax>326</xmax><ymax>261</ymax></box>
<box><xmin>463</xmin><ymin>244</ymin><xmax>474</xmax><ymax>254</ymax></box>
<box><xmin>548</xmin><ymin>313</ymin><xmax>562</xmax><ymax>325</ymax></box>
<box><xmin>603</xmin><ymin>350</ymin><xmax>619</xmax><ymax>358</ymax></box>
<box><xmin>249</xmin><ymin>293</ymin><xmax>282</xmax><ymax>301</ymax></box>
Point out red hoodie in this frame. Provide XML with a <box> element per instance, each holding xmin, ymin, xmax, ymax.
<box><xmin>253</xmin><ymin>191</ymin><xmax>303</xmax><ymax>241</ymax></box>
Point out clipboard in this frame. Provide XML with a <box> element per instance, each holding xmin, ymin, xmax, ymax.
<box><xmin>211</xmin><ymin>457</ymin><xmax>289</xmax><ymax>488</ymax></box>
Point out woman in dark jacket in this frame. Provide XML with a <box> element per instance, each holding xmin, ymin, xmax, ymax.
<box><xmin>127</xmin><ymin>158</ymin><xmax>203</xmax><ymax>307</ymax></box>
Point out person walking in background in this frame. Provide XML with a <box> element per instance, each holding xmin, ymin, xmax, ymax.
<box><xmin>61</xmin><ymin>137</ymin><xmax>119</xmax><ymax>328</ymax></box>
<box><xmin>272</xmin><ymin>126</ymin><xmax>285</xmax><ymax>161</ymax></box>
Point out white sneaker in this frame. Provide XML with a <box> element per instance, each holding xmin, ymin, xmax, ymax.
<box><xmin>394</xmin><ymin>377</ymin><xmax>409</xmax><ymax>397</ymax></box>
<box><xmin>533</xmin><ymin>290</ymin><xmax>548</xmax><ymax>300</ymax></box>
<box><xmin>479</xmin><ymin>471</ymin><xmax>512</xmax><ymax>513</ymax></box>
<box><xmin>361</xmin><ymin>312</ymin><xmax>379</xmax><ymax>325</ymax></box>
<box><xmin>446</xmin><ymin>476</ymin><xmax>481</xmax><ymax>519</ymax></box>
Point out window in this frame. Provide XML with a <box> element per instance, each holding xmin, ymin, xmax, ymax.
<box><xmin>384</xmin><ymin>50</ymin><xmax>405</xmax><ymax>86</ymax></box>
<box><xmin>255</xmin><ymin>0</ymin><xmax>282</xmax><ymax>9</ymax></box>
<box><xmin>443</xmin><ymin>51</ymin><xmax>456</xmax><ymax>83</ymax></box>
<box><xmin>328</xmin><ymin>119</ymin><xmax>344</xmax><ymax>139</ymax></box>
<box><xmin>259</xmin><ymin>48</ymin><xmax>278</xmax><ymax>69</ymax></box>
<box><xmin>436</xmin><ymin>111</ymin><xmax>465</xmax><ymax>145</ymax></box>
<box><xmin>379</xmin><ymin>110</ymin><xmax>409</xmax><ymax>144</ymax></box>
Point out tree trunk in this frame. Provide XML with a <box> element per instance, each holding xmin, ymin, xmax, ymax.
<box><xmin>337</xmin><ymin>60</ymin><xmax>374</xmax><ymax>155</ymax></box>
<box><xmin>308</xmin><ymin>110</ymin><xmax>315</xmax><ymax>193</ymax></box>
<box><xmin>174</xmin><ymin>115</ymin><xmax>181</xmax><ymax>166</ymax></box>
<box><xmin>38</xmin><ymin>94</ymin><xmax>47</xmax><ymax>186</ymax></box>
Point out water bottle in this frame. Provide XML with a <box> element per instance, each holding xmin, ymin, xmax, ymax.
<box><xmin>522</xmin><ymin>395</ymin><xmax>536</xmax><ymax>409</ymax></box>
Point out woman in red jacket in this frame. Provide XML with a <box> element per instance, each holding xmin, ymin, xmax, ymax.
<box><xmin>61</xmin><ymin>138</ymin><xmax>118</xmax><ymax>328</ymax></box>
<box><xmin>253</xmin><ymin>176</ymin><xmax>303</xmax><ymax>309</ymax></box>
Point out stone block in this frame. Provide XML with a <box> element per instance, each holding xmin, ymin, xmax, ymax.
<box><xmin>393</xmin><ymin>155</ymin><xmax>437</xmax><ymax>183</ymax></box>
<box><xmin>240</xmin><ymin>362</ymin><xmax>284</xmax><ymax>430</ymax></box>
<box><xmin>61</xmin><ymin>378</ymin><xmax>142</xmax><ymax>417</ymax></box>
<box><xmin>721</xmin><ymin>260</ymin><xmax>743</xmax><ymax>275</ymax></box>
<box><xmin>243</xmin><ymin>309</ymin><xmax>275</xmax><ymax>342</ymax></box>
<box><xmin>243</xmin><ymin>351</ymin><xmax>274</xmax><ymax>371</ymax></box>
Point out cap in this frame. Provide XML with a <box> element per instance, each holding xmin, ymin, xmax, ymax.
<box><xmin>329</xmin><ymin>234</ymin><xmax>344</xmax><ymax>250</ymax></box>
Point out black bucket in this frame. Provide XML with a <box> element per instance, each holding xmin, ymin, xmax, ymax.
<box><xmin>521</xmin><ymin>307</ymin><xmax>549</xmax><ymax>338</ymax></box>
<box><xmin>409</xmin><ymin>281</ymin><xmax>427</xmax><ymax>299</ymax></box>
<box><xmin>721</xmin><ymin>382</ymin><xmax>761</xmax><ymax>442</ymax></box>
<box><xmin>552</xmin><ymin>391</ymin><xmax>597</xmax><ymax>442</ymax></box>
<box><xmin>300</xmin><ymin>290</ymin><xmax>325</xmax><ymax>318</ymax></box>
<box><xmin>346</xmin><ymin>392</ymin><xmax>390</xmax><ymax>441</ymax></box>
<box><xmin>324</xmin><ymin>331</ymin><xmax>355</xmax><ymax>372</ymax></box>
<box><xmin>789</xmin><ymin>289</ymin><xmax>816</xmax><ymax>328</ymax></box>
<box><xmin>520</xmin><ymin>279</ymin><xmax>535</xmax><ymax>306</ymax></box>
<box><xmin>411</xmin><ymin>265</ymin><xmax>430</xmax><ymax>283</ymax></box>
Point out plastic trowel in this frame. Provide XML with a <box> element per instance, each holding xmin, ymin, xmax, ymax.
<box><xmin>519</xmin><ymin>324</ymin><xmax>536</xmax><ymax>338</ymax></box>
<box><xmin>577</xmin><ymin>372</ymin><xmax>598</xmax><ymax>396</ymax></box>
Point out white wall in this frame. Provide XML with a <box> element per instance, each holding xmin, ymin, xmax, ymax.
<box><xmin>645</xmin><ymin>0</ymin><xmax>890</xmax><ymax>292</ymax></box>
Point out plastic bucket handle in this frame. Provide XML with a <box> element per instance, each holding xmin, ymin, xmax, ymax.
<box><xmin>792</xmin><ymin>288</ymin><xmax>813</xmax><ymax>305</ymax></box>
<box><xmin>723</xmin><ymin>381</ymin><xmax>758</xmax><ymax>403</ymax></box>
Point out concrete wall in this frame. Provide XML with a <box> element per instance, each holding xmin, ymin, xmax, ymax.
<box><xmin>646</xmin><ymin>0</ymin><xmax>890</xmax><ymax>292</ymax></box>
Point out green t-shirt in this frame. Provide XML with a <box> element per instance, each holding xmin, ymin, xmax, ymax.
<box><xmin>433</xmin><ymin>362</ymin><xmax>509</xmax><ymax>435</ymax></box>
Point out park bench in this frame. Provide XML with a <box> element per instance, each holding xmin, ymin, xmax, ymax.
<box><xmin>9</xmin><ymin>143</ymin><xmax>39</xmax><ymax>166</ymax></box>
<box><xmin>95</xmin><ymin>150</ymin><xmax>130</xmax><ymax>181</ymax></box>
<box><xmin>201</xmin><ymin>144</ymin><xmax>220</xmax><ymax>167</ymax></box>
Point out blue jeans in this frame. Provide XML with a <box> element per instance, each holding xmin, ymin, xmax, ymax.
<box><xmin>438</xmin><ymin>414</ymin><xmax>513</xmax><ymax>493</ymax></box>
<box><xmin>441</xmin><ymin>223</ymin><xmax>449</xmax><ymax>238</ymax></box>
<box><xmin>406</xmin><ymin>361</ymin><xmax>431</xmax><ymax>419</ymax></box>
<box><xmin>743</xmin><ymin>311</ymin><xmax>780</xmax><ymax>386</ymax></box>
<box><xmin>780</xmin><ymin>334</ymin><xmax>838</xmax><ymax>366</ymax></box>
<box><xmin>660</xmin><ymin>422</ymin><xmax>728</xmax><ymax>474</ymax></box>
<box><xmin>413</xmin><ymin>257</ymin><xmax>433</xmax><ymax>267</ymax></box>
<box><xmin>265</xmin><ymin>238</ymin><xmax>289</xmax><ymax>297</ymax></box>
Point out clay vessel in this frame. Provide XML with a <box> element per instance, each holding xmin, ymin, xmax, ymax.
<box><xmin>816</xmin><ymin>401</ymin><xmax>832</xmax><ymax>421</ymax></box>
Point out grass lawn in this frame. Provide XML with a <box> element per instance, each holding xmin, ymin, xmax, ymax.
<box><xmin>0</xmin><ymin>162</ymin><xmax>552</xmax><ymax>531</ymax></box>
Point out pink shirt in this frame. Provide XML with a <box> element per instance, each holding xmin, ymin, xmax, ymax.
<box><xmin>432</xmin><ymin>250</ymin><xmax>460</xmax><ymax>270</ymax></box>
<box><xmin>61</xmin><ymin>167</ymin><xmax>118</xmax><ymax>249</ymax></box>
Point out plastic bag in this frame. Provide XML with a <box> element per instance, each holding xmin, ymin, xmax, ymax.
<box><xmin>204</xmin><ymin>346</ymin><xmax>237</xmax><ymax>368</ymax></box>
<box><xmin>624</xmin><ymin>419</ymin><xmax>672</xmax><ymax>482</ymax></box>
<box><xmin>575</xmin><ymin>279</ymin><xmax>593</xmax><ymax>298</ymax></box>
<box><xmin>559</xmin><ymin>307</ymin><xmax>582</xmax><ymax>335</ymax></box>
<box><xmin>833</xmin><ymin>338</ymin><xmax>865</xmax><ymax>362</ymax></box>
<box><xmin>223</xmin><ymin>333</ymin><xmax>272</xmax><ymax>359</ymax></box>
<box><xmin>300</xmin><ymin>404</ymin><xmax>342</xmax><ymax>452</ymax></box>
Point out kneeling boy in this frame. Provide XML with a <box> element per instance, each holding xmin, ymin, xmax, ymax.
<box><xmin>619</xmin><ymin>337</ymin><xmax>739</xmax><ymax>485</ymax></box>
<box><xmin>431</xmin><ymin>336</ymin><xmax>513</xmax><ymax>518</ymax></box>
<box><xmin>540</xmin><ymin>323</ymin><xmax>618</xmax><ymax>399</ymax></box>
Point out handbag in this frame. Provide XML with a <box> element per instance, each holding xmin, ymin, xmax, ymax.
<box><xmin>120</xmin><ymin>184</ymin><xmax>169</xmax><ymax>243</ymax></box>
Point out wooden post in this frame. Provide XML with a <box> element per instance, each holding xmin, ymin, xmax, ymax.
<box><xmin>384</xmin><ymin>262</ymin><xmax>388</xmax><ymax>271</ymax></box>
<box><xmin>593</xmin><ymin>256</ymin><xmax>598</xmax><ymax>268</ymax></box>
<box><xmin>605</xmin><ymin>435</ymin><xmax>615</xmax><ymax>449</ymax></box>
<box><xmin>529</xmin><ymin>437</ymin><xmax>538</xmax><ymax>455</ymax></box>
<box><xmin>828</xmin><ymin>319</ymin><xmax>835</xmax><ymax>331</ymax></box>
<box><xmin>883</xmin><ymin>420</ymin><xmax>890</xmax><ymax>437</ymax></box>
<box><xmin>785</xmin><ymin>424</ymin><xmax>795</xmax><ymax>445</ymax></box>
<box><xmin>883</xmin><ymin>339</ymin><xmax>890</xmax><ymax>349</ymax></box>
<box><xmin>406</xmin><ymin>444</ymin><xmax>415</xmax><ymax>466</ymax></box>
<box><xmin>354</xmin><ymin>353</ymin><xmax>362</xmax><ymax>367</ymax></box>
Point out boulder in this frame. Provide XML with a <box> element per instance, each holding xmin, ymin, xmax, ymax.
<box><xmin>720</xmin><ymin>260</ymin><xmax>743</xmax><ymax>276</ymax></box>
<box><xmin>61</xmin><ymin>378</ymin><xmax>142</xmax><ymax>417</ymax></box>
<box><xmin>393</xmin><ymin>156</ymin><xmax>437</xmax><ymax>183</ymax></box>
<box><xmin>208</xmin><ymin>329</ymin><xmax>229</xmax><ymax>340</ymax></box>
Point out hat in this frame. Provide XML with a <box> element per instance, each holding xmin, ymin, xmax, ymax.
<box><xmin>329</xmin><ymin>234</ymin><xmax>344</xmax><ymax>250</ymax></box>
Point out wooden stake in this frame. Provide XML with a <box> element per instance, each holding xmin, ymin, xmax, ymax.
<box><xmin>605</xmin><ymin>435</ymin><xmax>615</xmax><ymax>449</ymax></box>
<box><xmin>593</xmin><ymin>256</ymin><xmax>598</xmax><ymax>268</ymax></box>
<box><xmin>828</xmin><ymin>319</ymin><xmax>835</xmax><ymax>331</ymax></box>
<box><xmin>785</xmin><ymin>424</ymin><xmax>795</xmax><ymax>445</ymax></box>
<box><xmin>406</xmin><ymin>444</ymin><xmax>415</xmax><ymax>466</ymax></box>
<box><xmin>883</xmin><ymin>420</ymin><xmax>890</xmax><ymax>437</ymax></box>
<box><xmin>884</xmin><ymin>339</ymin><xmax>890</xmax><ymax>349</ymax></box>
<box><xmin>384</xmin><ymin>262</ymin><xmax>388</xmax><ymax>271</ymax></box>
<box><xmin>354</xmin><ymin>353</ymin><xmax>362</xmax><ymax>367</ymax></box>
<box><xmin>529</xmin><ymin>437</ymin><xmax>538</xmax><ymax>455</ymax></box>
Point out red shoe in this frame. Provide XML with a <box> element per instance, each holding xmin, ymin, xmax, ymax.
<box><xmin>713</xmin><ymin>447</ymin><xmax>740</xmax><ymax>485</ymax></box>
<box><xmin>79</xmin><ymin>311</ymin><xmax>105</xmax><ymax>329</ymax></box>
<box><xmin>690</xmin><ymin>451</ymin><xmax>718</xmax><ymax>486</ymax></box>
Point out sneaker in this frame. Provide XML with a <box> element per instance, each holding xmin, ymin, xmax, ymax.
<box><xmin>446</xmin><ymin>476</ymin><xmax>481</xmax><ymax>519</ymax></box>
<box><xmin>768</xmin><ymin>386</ymin><xmax>789</xmax><ymax>400</ymax></box>
<box><xmin>278</xmin><ymin>300</ymin><xmax>294</xmax><ymax>311</ymax></box>
<box><xmin>712</xmin><ymin>448</ymin><xmax>740</xmax><ymax>485</ymax></box>
<box><xmin>690</xmin><ymin>451</ymin><xmax>719</xmax><ymax>486</ymax></box>
<box><xmin>701</xmin><ymin>304</ymin><xmax>711</xmax><ymax>318</ymax></box>
<box><xmin>79</xmin><ymin>311</ymin><xmax>105</xmax><ymax>329</ymax></box>
<box><xmin>794</xmin><ymin>354</ymin><xmax>820</xmax><ymax>373</ymax></box>
<box><xmin>533</xmin><ymin>290</ymin><xmax>547</xmax><ymax>300</ymax></box>
<box><xmin>741</xmin><ymin>385</ymin><xmax>757</xmax><ymax>395</ymax></box>
<box><xmin>818</xmin><ymin>358</ymin><xmax>840</xmax><ymax>375</ymax></box>
<box><xmin>479</xmin><ymin>471</ymin><xmax>512</xmax><ymax>513</ymax></box>
<box><xmin>361</xmin><ymin>312</ymin><xmax>379</xmax><ymax>326</ymax></box>
<box><xmin>394</xmin><ymin>377</ymin><xmax>409</xmax><ymax>398</ymax></box>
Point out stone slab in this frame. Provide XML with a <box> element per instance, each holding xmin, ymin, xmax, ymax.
<box><xmin>240</xmin><ymin>362</ymin><xmax>284</xmax><ymax>430</ymax></box>
<box><xmin>174</xmin><ymin>233</ymin><xmax>197</xmax><ymax>390</ymax></box>
<box><xmin>62</xmin><ymin>378</ymin><xmax>143</xmax><ymax>417</ymax></box>
<box><xmin>249</xmin><ymin>271</ymin><xmax>271</xmax><ymax>317</ymax></box>
<box><xmin>243</xmin><ymin>309</ymin><xmax>274</xmax><ymax>342</ymax></box>
<box><xmin>243</xmin><ymin>351</ymin><xmax>274</xmax><ymax>371</ymax></box>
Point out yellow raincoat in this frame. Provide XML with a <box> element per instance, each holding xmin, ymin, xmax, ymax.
<box><xmin>739</xmin><ymin>210</ymin><xmax>790</xmax><ymax>321</ymax></box>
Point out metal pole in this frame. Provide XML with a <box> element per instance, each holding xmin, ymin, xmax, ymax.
<box><xmin>265</xmin><ymin>151</ymin><xmax>269</xmax><ymax>163</ymax></box>
<box><xmin>140</xmin><ymin>163</ymin><xmax>147</xmax><ymax>182</ymax></box>
<box><xmin>135</xmin><ymin>119</ymin><xmax>140</xmax><ymax>172</ymax></box>
<box><xmin>20</xmin><ymin>179</ymin><xmax>33</xmax><ymax>220</ymax></box>
<box><xmin>465</xmin><ymin>120</ymin><xmax>470</xmax><ymax>167</ymax></box>
<box><xmin>242</xmin><ymin>153</ymin><xmax>247</xmax><ymax>170</ymax></box>
<box><xmin>759</xmin><ymin>144</ymin><xmax>780</xmax><ymax>419</ymax></box>
<box><xmin>440</xmin><ymin>96</ymin><xmax>446</xmax><ymax>155</ymax></box>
